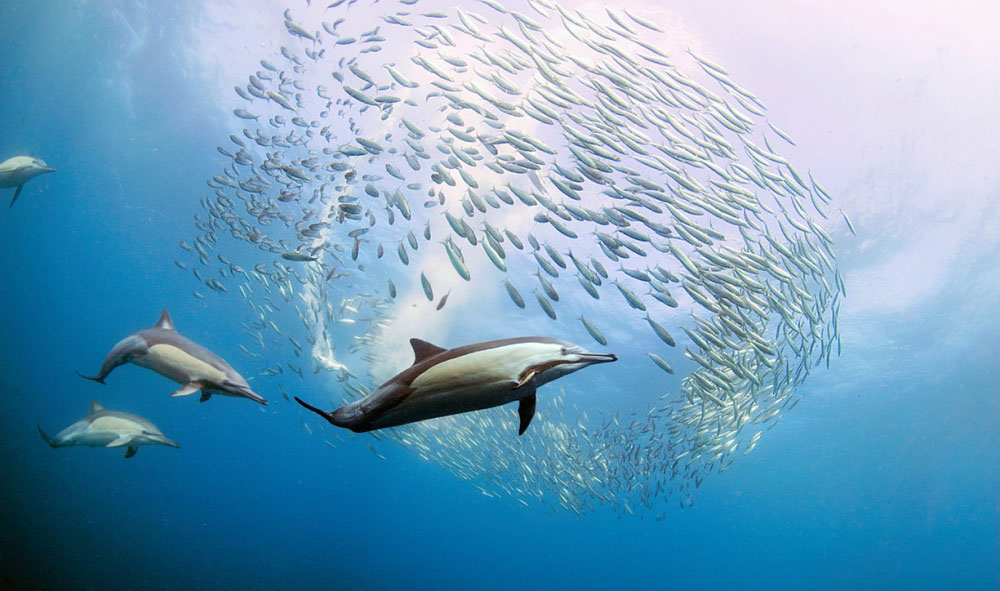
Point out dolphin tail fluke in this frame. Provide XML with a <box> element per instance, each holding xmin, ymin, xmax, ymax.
<box><xmin>10</xmin><ymin>184</ymin><xmax>23</xmax><ymax>207</ymax></box>
<box><xmin>37</xmin><ymin>425</ymin><xmax>56</xmax><ymax>447</ymax></box>
<box><xmin>75</xmin><ymin>370</ymin><xmax>106</xmax><ymax>385</ymax></box>
<box><xmin>295</xmin><ymin>397</ymin><xmax>336</xmax><ymax>423</ymax></box>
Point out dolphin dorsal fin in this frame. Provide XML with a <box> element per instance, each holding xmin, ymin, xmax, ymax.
<box><xmin>90</xmin><ymin>400</ymin><xmax>104</xmax><ymax>413</ymax></box>
<box><xmin>155</xmin><ymin>309</ymin><xmax>175</xmax><ymax>331</ymax></box>
<box><xmin>410</xmin><ymin>338</ymin><xmax>447</xmax><ymax>364</ymax></box>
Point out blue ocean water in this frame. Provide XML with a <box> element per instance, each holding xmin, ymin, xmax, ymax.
<box><xmin>1</xmin><ymin>1</ymin><xmax>997</xmax><ymax>589</ymax></box>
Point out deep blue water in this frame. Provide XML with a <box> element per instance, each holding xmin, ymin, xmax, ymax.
<box><xmin>1</xmin><ymin>1</ymin><xmax>997</xmax><ymax>589</ymax></box>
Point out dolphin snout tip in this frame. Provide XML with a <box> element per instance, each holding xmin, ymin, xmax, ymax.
<box><xmin>249</xmin><ymin>393</ymin><xmax>269</xmax><ymax>405</ymax></box>
<box><xmin>584</xmin><ymin>352</ymin><xmax>617</xmax><ymax>364</ymax></box>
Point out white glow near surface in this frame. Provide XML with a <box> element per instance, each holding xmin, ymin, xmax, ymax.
<box><xmin>178</xmin><ymin>0</ymin><xmax>998</xmax><ymax>403</ymax></box>
<box><xmin>187</xmin><ymin>0</ymin><xmax>999</xmax><ymax>276</ymax></box>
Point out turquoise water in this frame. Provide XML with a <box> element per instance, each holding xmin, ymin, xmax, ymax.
<box><xmin>1</xmin><ymin>1</ymin><xmax>997</xmax><ymax>589</ymax></box>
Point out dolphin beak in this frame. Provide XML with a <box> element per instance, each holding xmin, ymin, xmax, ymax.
<box><xmin>243</xmin><ymin>389</ymin><xmax>269</xmax><ymax>405</ymax></box>
<box><xmin>41</xmin><ymin>166</ymin><xmax>56</xmax><ymax>173</ymax></box>
<box><xmin>581</xmin><ymin>352</ymin><xmax>617</xmax><ymax>365</ymax></box>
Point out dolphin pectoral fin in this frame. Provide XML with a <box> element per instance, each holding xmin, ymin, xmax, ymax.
<box><xmin>517</xmin><ymin>392</ymin><xmax>537</xmax><ymax>436</ymax></box>
<box><xmin>75</xmin><ymin>371</ymin><xmax>106</xmax><ymax>385</ymax></box>
<box><xmin>170</xmin><ymin>382</ymin><xmax>203</xmax><ymax>398</ymax></box>
<box><xmin>514</xmin><ymin>370</ymin><xmax>537</xmax><ymax>389</ymax></box>
<box><xmin>124</xmin><ymin>446</ymin><xmax>138</xmax><ymax>459</ymax></box>
<box><xmin>106</xmin><ymin>435</ymin><xmax>134</xmax><ymax>448</ymax></box>
<box><xmin>9</xmin><ymin>184</ymin><xmax>22</xmax><ymax>207</ymax></box>
<box><xmin>199</xmin><ymin>392</ymin><xmax>212</xmax><ymax>403</ymax></box>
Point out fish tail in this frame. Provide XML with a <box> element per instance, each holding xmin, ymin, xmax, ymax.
<box><xmin>294</xmin><ymin>397</ymin><xmax>336</xmax><ymax>425</ymax></box>
<box><xmin>75</xmin><ymin>370</ymin><xmax>106</xmax><ymax>385</ymax></box>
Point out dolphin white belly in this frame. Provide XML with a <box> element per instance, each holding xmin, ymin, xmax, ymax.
<box><xmin>90</xmin><ymin>415</ymin><xmax>148</xmax><ymax>434</ymax></box>
<box><xmin>136</xmin><ymin>343</ymin><xmax>230</xmax><ymax>385</ymax></box>
<box><xmin>371</xmin><ymin>343</ymin><xmax>564</xmax><ymax>427</ymax></box>
<box><xmin>408</xmin><ymin>343</ymin><xmax>558</xmax><ymax>394</ymax></box>
<box><xmin>59</xmin><ymin>423</ymin><xmax>122</xmax><ymax>447</ymax></box>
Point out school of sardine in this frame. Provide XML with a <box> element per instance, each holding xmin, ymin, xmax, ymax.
<box><xmin>179</xmin><ymin>0</ymin><xmax>843</xmax><ymax>517</ymax></box>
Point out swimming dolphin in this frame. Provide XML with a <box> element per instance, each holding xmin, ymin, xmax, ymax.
<box><xmin>295</xmin><ymin>337</ymin><xmax>617</xmax><ymax>435</ymax></box>
<box><xmin>0</xmin><ymin>156</ymin><xmax>55</xmax><ymax>207</ymax></box>
<box><xmin>78</xmin><ymin>309</ymin><xmax>267</xmax><ymax>405</ymax></box>
<box><xmin>38</xmin><ymin>400</ymin><xmax>180</xmax><ymax>459</ymax></box>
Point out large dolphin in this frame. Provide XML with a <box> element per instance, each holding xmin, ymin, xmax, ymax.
<box><xmin>296</xmin><ymin>337</ymin><xmax>617</xmax><ymax>435</ymax></box>
<box><xmin>78</xmin><ymin>309</ymin><xmax>267</xmax><ymax>405</ymax></box>
<box><xmin>38</xmin><ymin>400</ymin><xmax>180</xmax><ymax>459</ymax></box>
<box><xmin>0</xmin><ymin>155</ymin><xmax>55</xmax><ymax>207</ymax></box>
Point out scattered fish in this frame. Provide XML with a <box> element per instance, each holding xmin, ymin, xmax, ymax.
<box><xmin>176</xmin><ymin>0</ymin><xmax>842</xmax><ymax>517</ymax></box>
